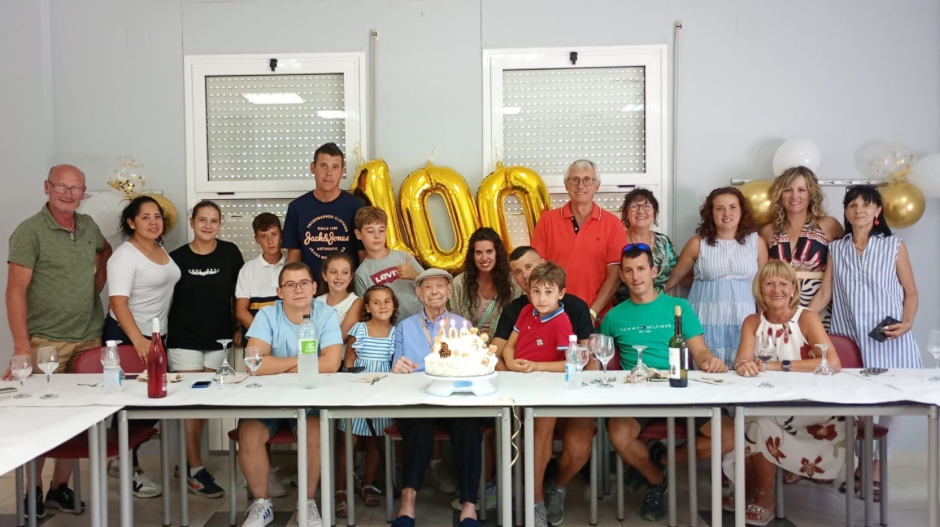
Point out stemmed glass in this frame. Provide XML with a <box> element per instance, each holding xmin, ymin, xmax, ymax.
<box><xmin>10</xmin><ymin>355</ymin><xmax>32</xmax><ymax>399</ymax></box>
<box><xmin>244</xmin><ymin>347</ymin><xmax>263</xmax><ymax>388</ymax></box>
<box><xmin>595</xmin><ymin>336</ymin><xmax>616</xmax><ymax>388</ymax></box>
<box><xmin>630</xmin><ymin>345</ymin><xmax>650</xmax><ymax>385</ymax></box>
<box><xmin>754</xmin><ymin>333</ymin><xmax>777</xmax><ymax>389</ymax></box>
<box><xmin>215</xmin><ymin>338</ymin><xmax>236</xmax><ymax>384</ymax></box>
<box><xmin>589</xmin><ymin>334</ymin><xmax>604</xmax><ymax>384</ymax></box>
<box><xmin>37</xmin><ymin>346</ymin><xmax>59</xmax><ymax>399</ymax></box>
<box><xmin>813</xmin><ymin>344</ymin><xmax>835</xmax><ymax>376</ymax></box>
<box><xmin>928</xmin><ymin>330</ymin><xmax>940</xmax><ymax>382</ymax></box>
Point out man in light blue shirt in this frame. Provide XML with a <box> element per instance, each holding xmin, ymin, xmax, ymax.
<box><xmin>391</xmin><ymin>268</ymin><xmax>483</xmax><ymax>527</ymax></box>
<box><xmin>239</xmin><ymin>262</ymin><xmax>342</xmax><ymax>527</ymax></box>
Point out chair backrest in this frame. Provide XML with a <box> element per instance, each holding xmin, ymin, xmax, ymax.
<box><xmin>606</xmin><ymin>354</ymin><xmax>622</xmax><ymax>371</ymax></box>
<box><xmin>73</xmin><ymin>344</ymin><xmax>147</xmax><ymax>374</ymax></box>
<box><xmin>829</xmin><ymin>334</ymin><xmax>863</xmax><ymax>368</ymax></box>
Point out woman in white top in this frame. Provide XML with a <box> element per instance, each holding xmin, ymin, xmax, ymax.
<box><xmin>104</xmin><ymin>195</ymin><xmax>180</xmax><ymax>498</ymax></box>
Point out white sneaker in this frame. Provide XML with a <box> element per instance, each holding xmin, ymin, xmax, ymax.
<box><xmin>268</xmin><ymin>467</ymin><xmax>288</xmax><ymax>498</ymax></box>
<box><xmin>451</xmin><ymin>481</ymin><xmax>498</xmax><ymax>511</ymax></box>
<box><xmin>303</xmin><ymin>499</ymin><xmax>323</xmax><ymax>527</ymax></box>
<box><xmin>243</xmin><ymin>498</ymin><xmax>274</xmax><ymax>527</ymax></box>
<box><xmin>118</xmin><ymin>470</ymin><xmax>161</xmax><ymax>498</ymax></box>
<box><xmin>426</xmin><ymin>462</ymin><xmax>457</xmax><ymax>494</ymax></box>
<box><xmin>107</xmin><ymin>459</ymin><xmax>119</xmax><ymax>479</ymax></box>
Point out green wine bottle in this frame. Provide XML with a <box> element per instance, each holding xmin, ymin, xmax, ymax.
<box><xmin>668</xmin><ymin>305</ymin><xmax>688</xmax><ymax>388</ymax></box>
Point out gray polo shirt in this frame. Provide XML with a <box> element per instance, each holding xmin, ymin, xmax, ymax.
<box><xmin>8</xmin><ymin>205</ymin><xmax>106</xmax><ymax>342</ymax></box>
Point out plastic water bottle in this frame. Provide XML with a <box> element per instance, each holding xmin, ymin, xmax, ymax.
<box><xmin>298</xmin><ymin>314</ymin><xmax>319</xmax><ymax>389</ymax></box>
<box><xmin>103</xmin><ymin>340</ymin><xmax>122</xmax><ymax>395</ymax></box>
<box><xmin>565</xmin><ymin>335</ymin><xmax>582</xmax><ymax>390</ymax></box>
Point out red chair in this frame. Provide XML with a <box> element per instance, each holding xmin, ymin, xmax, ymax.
<box><xmin>829</xmin><ymin>334</ymin><xmax>890</xmax><ymax>519</ymax></box>
<box><xmin>37</xmin><ymin>345</ymin><xmax>158</xmax><ymax>515</ymax></box>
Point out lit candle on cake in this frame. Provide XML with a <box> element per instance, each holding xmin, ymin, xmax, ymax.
<box><xmin>449</xmin><ymin>319</ymin><xmax>458</xmax><ymax>339</ymax></box>
<box><xmin>459</xmin><ymin>320</ymin><xmax>469</xmax><ymax>337</ymax></box>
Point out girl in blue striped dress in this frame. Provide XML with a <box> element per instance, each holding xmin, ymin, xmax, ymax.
<box><xmin>666</xmin><ymin>188</ymin><xmax>768</xmax><ymax>366</ymax></box>
<box><xmin>811</xmin><ymin>185</ymin><xmax>920</xmax><ymax>500</ymax></box>
<box><xmin>336</xmin><ymin>285</ymin><xmax>399</xmax><ymax>514</ymax></box>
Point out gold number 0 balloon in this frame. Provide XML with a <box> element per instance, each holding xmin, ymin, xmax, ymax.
<box><xmin>400</xmin><ymin>162</ymin><xmax>480</xmax><ymax>273</ymax></box>
<box><xmin>351</xmin><ymin>159</ymin><xmax>411</xmax><ymax>253</ymax></box>
<box><xmin>477</xmin><ymin>162</ymin><xmax>552</xmax><ymax>253</ymax></box>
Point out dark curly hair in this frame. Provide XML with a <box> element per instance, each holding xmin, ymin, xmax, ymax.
<box><xmin>695</xmin><ymin>187</ymin><xmax>756</xmax><ymax>245</ymax></box>
<box><xmin>361</xmin><ymin>285</ymin><xmax>400</xmax><ymax>325</ymax></box>
<box><xmin>120</xmin><ymin>195</ymin><xmax>166</xmax><ymax>244</ymax></box>
<box><xmin>457</xmin><ymin>227</ymin><xmax>514</xmax><ymax>314</ymax></box>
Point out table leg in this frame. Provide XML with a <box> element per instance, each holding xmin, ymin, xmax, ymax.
<box><xmin>710</xmin><ymin>408</ymin><xmax>721</xmax><ymax>527</ymax></box>
<box><xmin>734</xmin><ymin>407</ymin><xmax>745</xmax><ymax>527</ymax></box>
<box><xmin>501</xmin><ymin>408</ymin><xmax>513</xmax><ymax>527</ymax></box>
<box><xmin>865</xmin><ymin>417</ymin><xmax>873</xmax><ymax>527</ymax></box>
<box><xmin>929</xmin><ymin>406</ymin><xmax>938</xmax><ymax>527</ymax></box>
<box><xmin>496</xmin><ymin>415</ymin><xmax>502</xmax><ymax>526</ymax></box>
<box><xmin>73</xmin><ymin>459</ymin><xmax>82</xmax><ymax>515</ymax></box>
<box><xmin>688</xmin><ymin>416</ymin><xmax>698</xmax><ymax>527</ymax></box>
<box><xmin>119</xmin><ymin>410</ymin><xmax>132</xmax><ymax>527</ymax></box>
<box><xmin>98</xmin><ymin>421</ymin><xmax>108</xmax><ymax>527</ymax></box>
<box><xmin>89</xmin><ymin>421</ymin><xmax>100</xmax><ymax>527</ymax></box>
<box><xmin>345</xmin><ymin>420</ymin><xmax>355</xmax><ymax>526</ymax></box>
<box><xmin>590</xmin><ymin>432</ymin><xmax>597</xmax><ymax>525</ymax></box>
<box><xmin>667</xmin><ymin>416</ymin><xmax>677</xmax><ymax>527</ymax></box>
<box><xmin>179</xmin><ymin>419</ymin><xmax>188</xmax><ymax>527</ymax></box>
<box><xmin>297</xmin><ymin>409</ymin><xmax>310</xmax><ymax>527</ymax></box>
<box><xmin>27</xmin><ymin>459</ymin><xmax>36</xmax><ymax>527</ymax></box>
<box><xmin>161</xmin><ymin>419</ymin><xmax>170</xmax><ymax>527</ymax></box>
<box><xmin>15</xmin><ymin>465</ymin><xmax>24</xmax><ymax>527</ymax></box>
<box><xmin>846</xmin><ymin>417</ymin><xmax>855</xmax><ymax>527</ymax></box>
<box><xmin>524</xmin><ymin>408</ymin><xmax>534</xmax><ymax>527</ymax></box>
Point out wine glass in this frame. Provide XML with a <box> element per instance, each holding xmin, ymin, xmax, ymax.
<box><xmin>630</xmin><ymin>345</ymin><xmax>650</xmax><ymax>386</ymax></box>
<box><xmin>10</xmin><ymin>355</ymin><xmax>32</xmax><ymax>399</ymax></box>
<box><xmin>813</xmin><ymin>343</ymin><xmax>835</xmax><ymax>376</ymax></box>
<box><xmin>215</xmin><ymin>338</ymin><xmax>236</xmax><ymax>384</ymax></box>
<box><xmin>588</xmin><ymin>334</ymin><xmax>604</xmax><ymax>384</ymax></box>
<box><xmin>603</xmin><ymin>336</ymin><xmax>617</xmax><ymax>382</ymax></box>
<box><xmin>37</xmin><ymin>346</ymin><xmax>59</xmax><ymax>399</ymax></box>
<box><xmin>754</xmin><ymin>333</ymin><xmax>776</xmax><ymax>389</ymax></box>
<box><xmin>595</xmin><ymin>337</ymin><xmax>616</xmax><ymax>388</ymax></box>
<box><xmin>244</xmin><ymin>347</ymin><xmax>263</xmax><ymax>388</ymax></box>
<box><xmin>928</xmin><ymin>330</ymin><xmax>940</xmax><ymax>382</ymax></box>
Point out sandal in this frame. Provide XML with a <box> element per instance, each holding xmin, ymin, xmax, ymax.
<box><xmin>745</xmin><ymin>503</ymin><xmax>775</xmax><ymax>526</ymax></box>
<box><xmin>782</xmin><ymin>471</ymin><xmax>802</xmax><ymax>485</ymax></box>
<box><xmin>721</xmin><ymin>490</ymin><xmax>756</xmax><ymax>512</ymax></box>
<box><xmin>335</xmin><ymin>490</ymin><xmax>348</xmax><ymax>518</ymax></box>
<box><xmin>856</xmin><ymin>480</ymin><xmax>882</xmax><ymax>502</ymax></box>
<box><xmin>840</xmin><ymin>472</ymin><xmax>861</xmax><ymax>494</ymax></box>
<box><xmin>362</xmin><ymin>485</ymin><xmax>381</xmax><ymax>507</ymax></box>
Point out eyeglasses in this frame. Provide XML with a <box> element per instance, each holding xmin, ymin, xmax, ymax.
<box><xmin>628</xmin><ymin>202</ymin><xmax>654</xmax><ymax>212</ymax></box>
<box><xmin>565</xmin><ymin>177</ymin><xmax>597</xmax><ymax>187</ymax></box>
<box><xmin>48</xmin><ymin>182</ymin><xmax>87</xmax><ymax>196</ymax></box>
<box><xmin>280</xmin><ymin>280</ymin><xmax>313</xmax><ymax>291</ymax></box>
<box><xmin>622</xmin><ymin>243</ymin><xmax>652</xmax><ymax>253</ymax></box>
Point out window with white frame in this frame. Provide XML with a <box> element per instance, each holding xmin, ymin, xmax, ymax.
<box><xmin>483</xmin><ymin>46</ymin><xmax>669</xmax><ymax>237</ymax></box>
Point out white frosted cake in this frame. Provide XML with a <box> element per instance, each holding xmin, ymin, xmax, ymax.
<box><xmin>424</xmin><ymin>325</ymin><xmax>498</xmax><ymax>377</ymax></box>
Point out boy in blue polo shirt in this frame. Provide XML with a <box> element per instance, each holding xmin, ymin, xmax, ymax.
<box><xmin>239</xmin><ymin>261</ymin><xmax>343</xmax><ymax>527</ymax></box>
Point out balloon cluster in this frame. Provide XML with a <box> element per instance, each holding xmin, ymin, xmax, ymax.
<box><xmin>351</xmin><ymin>159</ymin><xmax>551</xmax><ymax>273</ymax></box>
<box><xmin>80</xmin><ymin>156</ymin><xmax>179</xmax><ymax>236</ymax></box>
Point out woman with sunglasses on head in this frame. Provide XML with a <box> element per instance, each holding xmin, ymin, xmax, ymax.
<box><xmin>614</xmin><ymin>188</ymin><xmax>678</xmax><ymax>305</ymax></box>
<box><xmin>664</xmin><ymin>188</ymin><xmax>768</xmax><ymax>367</ymax></box>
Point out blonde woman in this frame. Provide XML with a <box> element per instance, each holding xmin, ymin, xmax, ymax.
<box><xmin>758</xmin><ymin>166</ymin><xmax>843</xmax><ymax>329</ymax></box>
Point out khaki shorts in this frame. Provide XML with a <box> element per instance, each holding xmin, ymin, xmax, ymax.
<box><xmin>30</xmin><ymin>336</ymin><xmax>102</xmax><ymax>374</ymax></box>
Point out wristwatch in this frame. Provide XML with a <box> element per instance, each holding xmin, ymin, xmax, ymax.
<box><xmin>782</xmin><ymin>360</ymin><xmax>792</xmax><ymax>372</ymax></box>
<box><xmin>589</xmin><ymin>309</ymin><xmax>598</xmax><ymax>323</ymax></box>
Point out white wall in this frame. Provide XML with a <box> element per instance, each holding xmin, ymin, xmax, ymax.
<box><xmin>1</xmin><ymin>0</ymin><xmax>937</xmax><ymax>446</ymax></box>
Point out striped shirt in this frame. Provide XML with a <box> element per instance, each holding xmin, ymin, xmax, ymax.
<box><xmin>829</xmin><ymin>235</ymin><xmax>921</xmax><ymax>369</ymax></box>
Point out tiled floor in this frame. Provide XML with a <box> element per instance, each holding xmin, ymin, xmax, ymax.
<box><xmin>0</xmin><ymin>446</ymin><xmax>932</xmax><ymax>527</ymax></box>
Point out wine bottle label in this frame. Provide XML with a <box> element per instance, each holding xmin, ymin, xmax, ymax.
<box><xmin>299</xmin><ymin>339</ymin><xmax>318</xmax><ymax>355</ymax></box>
<box><xmin>668</xmin><ymin>347</ymin><xmax>680</xmax><ymax>379</ymax></box>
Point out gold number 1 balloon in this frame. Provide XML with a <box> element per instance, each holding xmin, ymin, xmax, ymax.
<box><xmin>351</xmin><ymin>159</ymin><xmax>411</xmax><ymax>253</ymax></box>
<box><xmin>477</xmin><ymin>162</ymin><xmax>552</xmax><ymax>253</ymax></box>
<box><xmin>400</xmin><ymin>162</ymin><xmax>481</xmax><ymax>273</ymax></box>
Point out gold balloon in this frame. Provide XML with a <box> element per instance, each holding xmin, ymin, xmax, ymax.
<box><xmin>880</xmin><ymin>181</ymin><xmax>925</xmax><ymax>229</ymax></box>
<box><xmin>477</xmin><ymin>162</ymin><xmax>552</xmax><ymax>253</ymax></box>
<box><xmin>739</xmin><ymin>179</ymin><xmax>774</xmax><ymax>226</ymax></box>
<box><xmin>351</xmin><ymin>159</ymin><xmax>412</xmax><ymax>253</ymax></box>
<box><xmin>400</xmin><ymin>162</ymin><xmax>480</xmax><ymax>273</ymax></box>
<box><xmin>147</xmin><ymin>193</ymin><xmax>178</xmax><ymax>233</ymax></box>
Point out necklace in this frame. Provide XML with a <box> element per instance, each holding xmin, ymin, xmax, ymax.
<box><xmin>419</xmin><ymin>312</ymin><xmax>448</xmax><ymax>347</ymax></box>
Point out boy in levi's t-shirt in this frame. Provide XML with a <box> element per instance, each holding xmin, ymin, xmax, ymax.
<box><xmin>353</xmin><ymin>206</ymin><xmax>425</xmax><ymax>320</ymax></box>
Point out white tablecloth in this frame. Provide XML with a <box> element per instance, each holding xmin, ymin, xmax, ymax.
<box><xmin>0</xmin><ymin>405</ymin><xmax>121</xmax><ymax>476</ymax></box>
<box><xmin>0</xmin><ymin>369</ymin><xmax>921</xmax><ymax>409</ymax></box>
<box><xmin>845</xmin><ymin>368</ymin><xmax>940</xmax><ymax>406</ymax></box>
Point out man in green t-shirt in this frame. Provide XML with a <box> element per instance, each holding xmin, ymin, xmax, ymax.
<box><xmin>4</xmin><ymin>165</ymin><xmax>111</xmax><ymax>517</ymax></box>
<box><xmin>600</xmin><ymin>244</ymin><xmax>731</xmax><ymax>522</ymax></box>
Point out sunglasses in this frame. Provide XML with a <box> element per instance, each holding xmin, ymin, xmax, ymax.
<box><xmin>622</xmin><ymin>243</ymin><xmax>652</xmax><ymax>253</ymax></box>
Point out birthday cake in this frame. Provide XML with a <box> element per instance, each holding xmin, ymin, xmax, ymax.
<box><xmin>424</xmin><ymin>322</ymin><xmax>498</xmax><ymax>377</ymax></box>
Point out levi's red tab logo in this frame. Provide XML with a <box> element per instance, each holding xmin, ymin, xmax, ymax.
<box><xmin>371</xmin><ymin>266</ymin><xmax>399</xmax><ymax>285</ymax></box>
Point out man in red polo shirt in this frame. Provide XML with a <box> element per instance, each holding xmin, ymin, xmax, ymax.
<box><xmin>530</xmin><ymin>159</ymin><xmax>626</xmax><ymax>323</ymax></box>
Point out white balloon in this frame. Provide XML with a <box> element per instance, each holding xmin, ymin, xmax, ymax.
<box><xmin>854</xmin><ymin>140</ymin><xmax>887</xmax><ymax>178</ymax></box>
<box><xmin>79</xmin><ymin>191</ymin><xmax>126</xmax><ymax>237</ymax></box>
<box><xmin>909</xmin><ymin>153</ymin><xmax>940</xmax><ymax>198</ymax></box>
<box><xmin>773</xmin><ymin>139</ymin><xmax>821</xmax><ymax>177</ymax></box>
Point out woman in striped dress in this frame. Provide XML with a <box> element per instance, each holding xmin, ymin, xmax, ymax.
<box><xmin>336</xmin><ymin>285</ymin><xmax>399</xmax><ymax>514</ymax></box>
<box><xmin>759</xmin><ymin>167</ymin><xmax>844</xmax><ymax>330</ymax></box>
<box><xmin>665</xmin><ymin>187</ymin><xmax>768</xmax><ymax>366</ymax></box>
<box><xmin>810</xmin><ymin>185</ymin><xmax>920</xmax><ymax>500</ymax></box>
